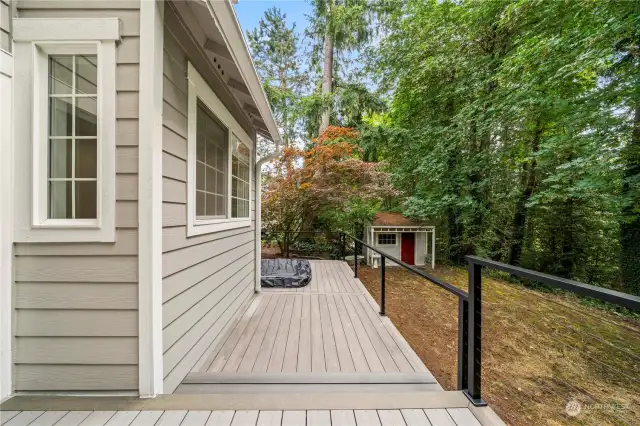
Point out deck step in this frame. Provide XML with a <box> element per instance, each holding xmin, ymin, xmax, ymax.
<box><xmin>0</xmin><ymin>391</ymin><xmax>469</xmax><ymax>411</ymax></box>
<box><xmin>175</xmin><ymin>382</ymin><xmax>443</xmax><ymax>394</ymax></box>
<box><xmin>182</xmin><ymin>372</ymin><xmax>438</xmax><ymax>385</ymax></box>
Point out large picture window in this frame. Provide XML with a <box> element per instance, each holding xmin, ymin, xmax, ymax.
<box><xmin>195</xmin><ymin>101</ymin><xmax>227</xmax><ymax>219</ymax></box>
<box><xmin>48</xmin><ymin>55</ymin><xmax>98</xmax><ymax>219</ymax></box>
<box><xmin>187</xmin><ymin>62</ymin><xmax>253</xmax><ymax>236</ymax></box>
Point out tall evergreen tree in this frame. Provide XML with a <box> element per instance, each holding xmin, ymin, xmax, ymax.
<box><xmin>307</xmin><ymin>0</ymin><xmax>371</xmax><ymax>134</ymax></box>
<box><xmin>247</xmin><ymin>8</ymin><xmax>305</xmax><ymax>147</ymax></box>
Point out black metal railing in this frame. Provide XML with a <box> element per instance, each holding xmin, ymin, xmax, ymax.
<box><xmin>341</xmin><ymin>233</ymin><xmax>640</xmax><ymax>407</ymax></box>
<box><xmin>260</xmin><ymin>230</ymin><xmax>347</xmax><ymax>260</ymax></box>
<box><xmin>341</xmin><ymin>233</ymin><xmax>481</xmax><ymax>404</ymax></box>
<box><xmin>260</xmin><ymin>230</ymin><xmax>640</xmax><ymax>407</ymax></box>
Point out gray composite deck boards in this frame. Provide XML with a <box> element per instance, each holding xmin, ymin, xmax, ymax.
<box><xmin>198</xmin><ymin>260</ymin><xmax>427</xmax><ymax>375</ymax></box>
<box><xmin>0</xmin><ymin>410</ymin><xmax>482</xmax><ymax>426</ymax></box>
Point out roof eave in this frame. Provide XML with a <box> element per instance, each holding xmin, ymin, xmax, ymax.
<box><xmin>205</xmin><ymin>0</ymin><xmax>282</xmax><ymax>146</ymax></box>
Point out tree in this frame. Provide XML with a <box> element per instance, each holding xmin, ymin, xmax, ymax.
<box><xmin>262</xmin><ymin>126</ymin><xmax>396</xmax><ymax>254</ymax></box>
<box><xmin>307</xmin><ymin>0</ymin><xmax>372</xmax><ymax>134</ymax></box>
<box><xmin>247</xmin><ymin>7</ymin><xmax>305</xmax><ymax>147</ymax></box>
<box><xmin>367</xmin><ymin>0</ymin><xmax>638</xmax><ymax>292</ymax></box>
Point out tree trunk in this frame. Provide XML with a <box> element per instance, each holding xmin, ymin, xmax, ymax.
<box><xmin>319</xmin><ymin>28</ymin><xmax>333</xmax><ymax>134</ymax></box>
<box><xmin>620</xmin><ymin>105</ymin><xmax>640</xmax><ymax>295</ymax></box>
<box><xmin>509</xmin><ymin>121</ymin><xmax>542</xmax><ymax>266</ymax></box>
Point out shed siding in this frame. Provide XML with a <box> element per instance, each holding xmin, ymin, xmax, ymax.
<box><xmin>364</xmin><ymin>229</ymin><xmax>426</xmax><ymax>267</ymax></box>
<box><xmin>13</xmin><ymin>1</ymin><xmax>141</xmax><ymax>392</ymax></box>
<box><xmin>161</xmin><ymin>7</ymin><xmax>256</xmax><ymax>393</ymax></box>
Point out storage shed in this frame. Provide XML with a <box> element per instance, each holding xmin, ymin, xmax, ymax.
<box><xmin>363</xmin><ymin>212</ymin><xmax>435</xmax><ymax>269</ymax></box>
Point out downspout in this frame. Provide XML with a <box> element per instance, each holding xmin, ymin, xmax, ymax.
<box><xmin>255</xmin><ymin>140</ymin><xmax>281</xmax><ymax>292</ymax></box>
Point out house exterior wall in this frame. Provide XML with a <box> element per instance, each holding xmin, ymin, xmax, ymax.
<box><xmin>160</xmin><ymin>4</ymin><xmax>256</xmax><ymax>393</ymax></box>
<box><xmin>11</xmin><ymin>0</ymin><xmax>141</xmax><ymax>392</ymax></box>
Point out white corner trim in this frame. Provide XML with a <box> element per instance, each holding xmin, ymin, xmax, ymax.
<box><xmin>13</xmin><ymin>18</ymin><xmax>121</xmax><ymax>42</ymax></box>
<box><xmin>0</xmin><ymin>49</ymin><xmax>14</xmax><ymax>402</ymax></box>
<box><xmin>138</xmin><ymin>0</ymin><xmax>164</xmax><ymax>398</ymax></box>
<box><xmin>204</xmin><ymin>0</ymin><xmax>281</xmax><ymax>146</ymax></box>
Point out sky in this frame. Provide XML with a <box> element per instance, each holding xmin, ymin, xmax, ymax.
<box><xmin>234</xmin><ymin>0</ymin><xmax>312</xmax><ymax>37</ymax></box>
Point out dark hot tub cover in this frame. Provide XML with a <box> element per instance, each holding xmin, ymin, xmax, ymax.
<box><xmin>261</xmin><ymin>259</ymin><xmax>312</xmax><ymax>288</ymax></box>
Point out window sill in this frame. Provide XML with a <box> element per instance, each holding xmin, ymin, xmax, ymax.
<box><xmin>14</xmin><ymin>223</ymin><xmax>115</xmax><ymax>243</ymax></box>
<box><xmin>32</xmin><ymin>219</ymin><xmax>100</xmax><ymax>229</ymax></box>
<box><xmin>187</xmin><ymin>218</ymin><xmax>251</xmax><ymax>237</ymax></box>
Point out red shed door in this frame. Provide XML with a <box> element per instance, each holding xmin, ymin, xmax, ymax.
<box><xmin>401</xmin><ymin>233</ymin><xmax>415</xmax><ymax>265</ymax></box>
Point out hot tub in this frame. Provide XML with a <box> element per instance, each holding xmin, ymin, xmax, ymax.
<box><xmin>261</xmin><ymin>259</ymin><xmax>312</xmax><ymax>288</ymax></box>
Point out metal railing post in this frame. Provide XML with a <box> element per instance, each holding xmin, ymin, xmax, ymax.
<box><xmin>465</xmin><ymin>261</ymin><xmax>486</xmax><ymax>406</ymax></box>
<box><xmin>380</xmin><ymin>257</ymin><xmax>386</xmax><ymax>316</ymax></box>
<box><xmin>354</xmin><ymin>239</ymin><xmax>358</xmax><ymax>278</ymax></box>
<box><xmin>457</xmin><ymin>297</ymin><xmax>469</xmax><ymax>391</ymax></box>
<box><xmin>340</xmin><ymin>233</ymin><xmax>345</xmax><ymax>261</ymax></box>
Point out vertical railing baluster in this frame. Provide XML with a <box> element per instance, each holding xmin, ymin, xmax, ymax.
<box><xmin>458</xmin><ymin>297</ymin><xmax>469</xmax><ymax>391</ymax></box>
<box><xmin>380</xmin><ymin>256</ymin><xmax>386</xmax><ymax>315</ymax></box>
<box><xmin>466</xmin><ymin>261</ymin><xmax>486</xmax><ymax>405</ymax></box>
<box><xmin>354</xmin><ymin>239</ymin><xmax>358</xmax><ymax>278</ymax></box>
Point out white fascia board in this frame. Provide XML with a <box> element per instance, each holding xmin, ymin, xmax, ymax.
<box><xmin>204</xmin><ymin>0</ymin><xmax>282</xmax><ymax>145</ymax></box>
<box><xmin>13</xmin><ymin>18</ymin><xmax>121</xmax><ymax>42</ymax></box>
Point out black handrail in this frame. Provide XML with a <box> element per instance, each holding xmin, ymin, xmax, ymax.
<box><xmin>342</xmin><ymin>232</ymin><xmax>476</xmax><ymax>405</ymax></box>
<box><xmin>463</xmin><ymin>255</ymin><xmax>640</xmax><ymax>406</ymax></box>
<box><xmin>344</xmin><ymin>233</ymin><xmax>469</xmax><ymax>300</ymax></box>
<box><xmin>466</xmin><ymin>256</ymin><xmax>640</xmax><ymax>311</ymax></box>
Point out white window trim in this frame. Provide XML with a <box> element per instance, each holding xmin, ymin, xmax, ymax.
<box><xmin>13</xmin><ymin>20</ymin><xmax>116</xmax><ymax>243</ymax></box>
<box><xmin>377</xmin><ymin>233</ymin><xmax>398</xmax><ymax>246</ymax></box>
<box><xmin>186</xmin><ymin>62</ymin><xmax>253</xmax><ymax>236</ymax></box>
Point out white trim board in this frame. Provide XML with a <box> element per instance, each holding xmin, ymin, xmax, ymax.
<box><xmin>13</xmin><ymin>18</ymin><xmax>121</xmax><ymax>42</ymax></box>
<box><xmin>0</xmin><ymin>48</ymin><xmax>13</xmax><ymax>402</ymax></box>
<box><xmin>138</xmin><ymin>0</ymin><xmax>164</xmax><ymax>398</ymax></box>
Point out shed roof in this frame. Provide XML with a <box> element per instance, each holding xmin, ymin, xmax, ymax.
<box><xmin>372</xmin><ymin>212</ymin><xmax>420</xmax><ymax>226</ymax></box>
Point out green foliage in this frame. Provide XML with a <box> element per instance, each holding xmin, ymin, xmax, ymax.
<box><xmin>367</xmin><ymin>0</ymin><xmax>640</xmax><ymax>293</ymax></box>
<box><xmin>316</xmin><ymin>197</ymin><xmax>380</xmax><ymax>236</ymax></box>
<box><xmin>247</xmin><ymin>7</ymin><xmax>306</xmax><ymax>147</ymax></box>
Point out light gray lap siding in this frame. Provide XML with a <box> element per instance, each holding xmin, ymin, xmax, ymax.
<box><xmin>161</xmin><ymin>6</ymin><xmax>257</xmax><ymax>393</ymax></box>
<box><xmin>13</xmin><ymin>1</ymin><xmax>141</xmax><ymax>392</ymax></box>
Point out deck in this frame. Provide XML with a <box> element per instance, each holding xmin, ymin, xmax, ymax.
<box><xmin>193</xmin><ymin>261</ymin><xmax>428</xmax><ymax>376</ymax></box>
<box><xmin>0</xmin><ymin>409</ymin><xmax>485</xmax><ymax>426</ymax></box>
<box><xmin>0</xmin><ymin>261</ymin><xmax>504</xmax><ymax>426</ymax></box>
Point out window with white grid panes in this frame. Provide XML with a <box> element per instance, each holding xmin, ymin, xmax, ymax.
<box><xmin>48</xmin><ymin>55</ymin><xmax>98</xmax><ymax>219</ymax></box>
<box><xmin>377</xmin><ymin>233</ymin><xmax>397</xmax><ymax>245</ymax></box>
<box><xmin>232</xmin><ymin>137</ymin><xmax>250</xmax><ymax>218</ymax></box>
<box><xmin>195</xmin><ymin>100</ymin><xmax>228</xmax><ymax>219</ymax></box>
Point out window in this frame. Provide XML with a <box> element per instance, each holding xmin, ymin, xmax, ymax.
<box><xmin>232</xmin><ymin>136</ymin><xmax>250</xmax><ymax>218</ymax></box>
<box><xmin>378</xmin><ymin>233</ymin><xmax>397</xmax><ymax>245</ymax></box>
<box><xmin>48</xmin><ymin>55</ymin><xmax>98</xmax><ymax>219</ymax></box>
<box><xmin>195</xmin><ymin>101</ymin><xmax>228</xmax><ymax>219</ymax></box>
<box><xmin>13</xmin><ymin>30</ymin><xmax>117</xmax><ymax>243</ymax></box>
<box><xmin>187</xmin><ymin>62</ymin><xmax>254</xmax><ymax>236</ymax></box>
